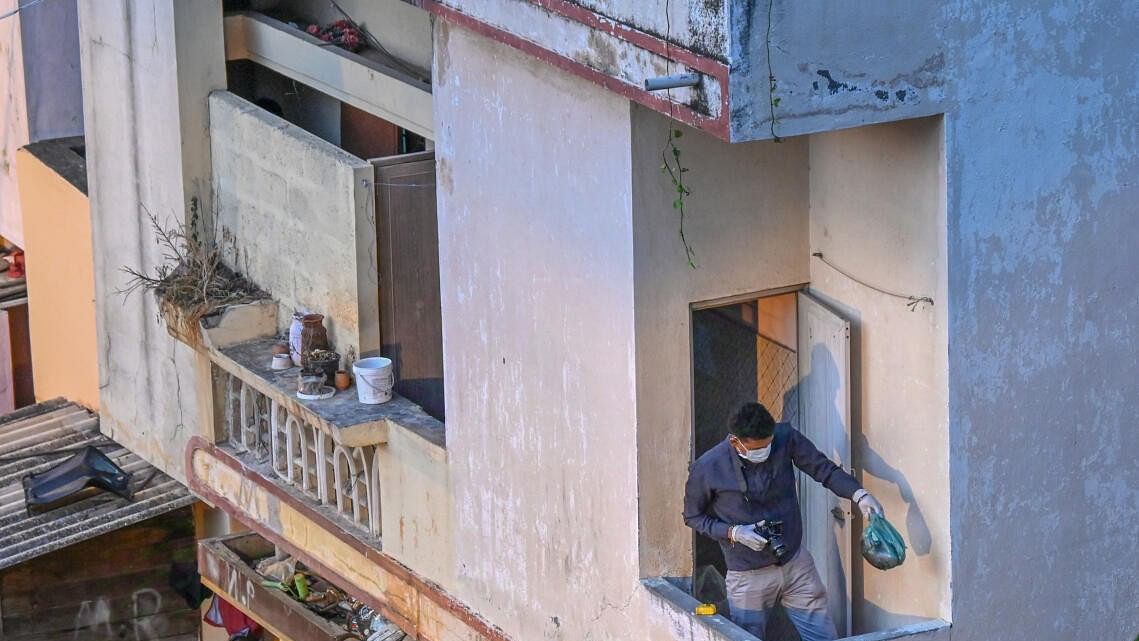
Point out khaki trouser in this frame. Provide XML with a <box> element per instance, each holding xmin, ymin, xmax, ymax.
<box><xmin>725</xmin><ymin>549</ymin><xmax>836</xmax><ymax>641</ymax></box>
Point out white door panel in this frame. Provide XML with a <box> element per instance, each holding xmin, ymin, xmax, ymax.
<box><xmin>796</xmin><ymin>290</ymin><xmax>853</xmax><ymax>637</ymax></box>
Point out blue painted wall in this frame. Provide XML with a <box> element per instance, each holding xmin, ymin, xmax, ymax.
<box><xmin>943</xmin><ymin>2</ymin><xmax>1139</xmax><ymax>640</ymax></box>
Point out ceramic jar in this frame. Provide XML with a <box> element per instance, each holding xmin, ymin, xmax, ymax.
<box><xmin>299</xmin><ymin>314</ymin><xmax>330</xmax><ymax>369</ymax></box>
<box><xmin>288</xmin><ymin>312</ymin><xmax>305</xmax><ymax>366</ymax></box>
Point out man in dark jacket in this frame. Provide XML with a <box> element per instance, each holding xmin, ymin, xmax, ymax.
<box><xmin>683</xmin><ymin>402</ymin><xmax>883</xmax><ymax>641</ymax></box>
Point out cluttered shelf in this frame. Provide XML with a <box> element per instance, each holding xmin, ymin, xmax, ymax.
<box><xmin>199</xmin><ymin>532</ymin><xmax>406</xmax><ymax>641</ymax></box>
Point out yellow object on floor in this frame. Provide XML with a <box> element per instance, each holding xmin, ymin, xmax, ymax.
<box><xmin>695</xmin><ymin>603</ymin><xmax>717</xmax><ymax>616</ymax></box>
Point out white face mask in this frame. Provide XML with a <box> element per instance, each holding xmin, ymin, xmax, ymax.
<box><xmin>731</xmin><ymin>437</ymin><xmax>772</xmax><ymax>463</ymax></box>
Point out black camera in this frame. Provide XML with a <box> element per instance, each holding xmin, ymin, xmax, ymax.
<box><xmin>754</xmin><ymin>520</ymin><xmax>788</xmax><ymax>561</ymax></box>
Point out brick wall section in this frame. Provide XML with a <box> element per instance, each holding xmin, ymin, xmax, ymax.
<box><xmin>209</xmin><ymin>91</ymin><xmax>379</xmax><ymax>359</ymax></box>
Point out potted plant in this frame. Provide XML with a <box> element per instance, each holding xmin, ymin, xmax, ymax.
<box><xmin>306</xmin><ymin>349</ymin><xmax>340</xmax><ymax>387</ymax></box>
<box><xmin>119</xmin><ymin>203</ymin><xmax>265</xmax><ymax>347</ymax></box>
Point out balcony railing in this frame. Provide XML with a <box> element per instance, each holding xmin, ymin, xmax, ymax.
<box><xmin>220</xmin><ymin>370</ymin><xmax>382</xmax><ymax>538</ymax></box>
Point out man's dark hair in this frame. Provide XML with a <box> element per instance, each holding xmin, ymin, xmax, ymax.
<box><xmin>730</xmin><ymin>402</ymin><xmax>776</xmax><ymax>440</ymax></box>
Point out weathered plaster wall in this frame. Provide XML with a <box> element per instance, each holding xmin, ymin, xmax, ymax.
<box><xmin>16</xmin><ymin>144</ymin><xmax>99</xmax><ymax>410</ymax></box>
<box><xmin>431</xmin><ymin>1</ymin><xmax>723</xmax><ymax>120</ymax></box>
<box><xmin>728</xmin><ymin>1</ymin><xmax>946</xmax><ymax>142</ymax></box>
<box><xmin>440</xmin><ymin>0</ymin><xmax>728</xmax><ymax>61</ymax></box>
<box><xmin>377</xmin><ymin>425</ymin><xmax>454</xmax><ymax>588</ymax></box>
<box><xmin>942</xmin><ymin>3</ymin><xmax>1139</xmax><ymax>640</ymax></box>
<box><xmin>808</xmin><ymin>118</ymin><xmax>950</xmax><ymax>631</ymax></box>
<box><xmin>209</xmin><ymin>91</ymin><xmax>379</xmax><ymax>359</ymax></box>
<box><xmin>0</xmin><ymin>0</ymin><xmax>28</xmax><ymax>246</ymax></box>
<box><xmin>434</xmin><ymin>21</ymin><xmax>646</xmax><ymax>641</ymax></box>
<box><xmin>629</xmin><ymin>105</ymin><xmax>810</xmax><ymax>577</ymax></box>
<box><xmin>19</xmin><ymin>0</ymin><xmax>83</xmax><ymax>142</ymax></box>
<box><xmin>567</xmin><ymin>0</ymin><xmax>728</xmax><ymax>60</ymax></box>
<box><xmin>79</xmin><ymin>1</ymin><xmax>226</xmax><ymax>480</ymax></box>
<box><xmin>433</xmin><ymin>1</ymin><xmax>946</xmax><ymax>142</ymax></box>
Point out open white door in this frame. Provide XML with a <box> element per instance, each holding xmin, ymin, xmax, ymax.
<box><xmin>796</xmin><ymin>290</ymin><xmax>853</xmax><ymax>637</ymax></box>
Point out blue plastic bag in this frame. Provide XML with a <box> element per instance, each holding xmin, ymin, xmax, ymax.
<box><xmin>861</xmin><ymin>513</ymin><xmax>906</xmax><ymax>570</ymax></box>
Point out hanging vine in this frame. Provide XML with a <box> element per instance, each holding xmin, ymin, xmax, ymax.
<box><xmin>661</xmin><ymin>128</ymin><xmax>696</xmax><ymax>268</ymax></box>
<box><xmin>766</xmin><ymin>0</ymin><xmax>782</xmax><ymax>142</ymax></box>
<box><xmin>661</xmin><ymin>0</ymin><xmax>697</xmax><ymax>268</ymax></box>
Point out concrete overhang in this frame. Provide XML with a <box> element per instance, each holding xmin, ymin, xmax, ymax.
<box><xmin>223</xmin><ymin>12</ymin><xmax>434</xmax><ymax>139</ymax></box>
<box><xmin>419</xmin><ymin>0</ymin><xmax>947</xmax><ymax>143</ymax></box>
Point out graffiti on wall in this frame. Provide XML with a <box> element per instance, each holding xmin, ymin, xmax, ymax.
<box><xmin>71</xmin><ymin>588</ymin><xmax>170</xmax><ymax>641</ymax></box>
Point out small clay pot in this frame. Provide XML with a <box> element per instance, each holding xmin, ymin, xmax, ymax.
<box><xmin>271</xmin><ymin>342</ymin><xmax>289</xmax><ymax>356</ymax></box>
<box><xmin>334</xmin><ymin>370</ymin><xmax>352</xmax><ymax>391</ymax></box>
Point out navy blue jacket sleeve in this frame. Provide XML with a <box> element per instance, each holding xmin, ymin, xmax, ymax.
<box><xmin>789</xmin><ymin>429</ymin><xmax>862</xmax><ymax>499</ymax></box>
<box><xmin>682</xmin><ymin>463</ymin><xmax>733</xmax><ymax>541</ymax></box>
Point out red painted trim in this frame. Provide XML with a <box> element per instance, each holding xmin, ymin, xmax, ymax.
<box><xmin>186</xmin><ymin>436</ymin><xmax>512</xmax><ymax>641</ymax></box>
<box><xmin>526</xmin><ymin>0</ymin><xmax>725</xmax><ymax>75</ymax></box>
<box><xmin>419</xmin><ymin>0</ymin><xmax>732</xmax><ymax>141</ymax></box>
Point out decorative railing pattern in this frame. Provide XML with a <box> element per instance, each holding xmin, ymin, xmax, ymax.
<box><xmin>221</xmin><ymin>371</ymin><xmax>382</xmax><ymax>539</ymax></box>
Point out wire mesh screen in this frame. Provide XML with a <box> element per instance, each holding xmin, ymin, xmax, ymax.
<box><xmin>758</xmin><ymin>334</ymin><xmax>799</xmax><ymax>426</ymax></box>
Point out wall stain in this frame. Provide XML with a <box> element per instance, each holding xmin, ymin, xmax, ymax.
<box><xmin>574</xmin><ymin>31</ymin><xmax>620</xmax><ymax>77</ymax></box>
<box><xmin>816</xmin><ymin>69</ymin><xmax>857</xmax><ymax>94</ymax></box>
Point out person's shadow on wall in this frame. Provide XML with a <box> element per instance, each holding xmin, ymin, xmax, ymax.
<box><xmin>766</xmin><ymin>344</ymin><xmax>932</xmax><ymax>640</ymax></box>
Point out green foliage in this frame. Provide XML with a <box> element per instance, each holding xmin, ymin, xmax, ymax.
<box><xmin>661</xmin><ymin>127</ymin><xmax>696</xmax><ymax>269</ymax></box>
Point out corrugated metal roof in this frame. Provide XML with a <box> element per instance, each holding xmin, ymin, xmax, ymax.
<box><xmin>0</xmin><ymin>399</ymin><xmax>196</xmax><ymax>570</ymax></box>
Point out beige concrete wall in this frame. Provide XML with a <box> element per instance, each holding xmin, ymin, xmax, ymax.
<box><xmin>808</xmin><ymin>118</ymin><xmax>950</xmax><ymax>630</ymax></box>
<box><xmin>15</xmin><ymin>147</ymin><xmax>99</xmax><ymax>410</ymax></box>
<box><xmin>377</xmin><ymin>426</ymin><xmax>453</xmax><ymax>588</ymax></box>
<box><xmin>209</xmin><ymin>91</ymin><xmax>379</xmax><ymax>360</ymax></box>
<box><xmin>79</xmin><ymin>1</ymin><xmax>226</xmax><ymax>481</ymax></box>
<box><xmin>631</xmin><ymin>105</ymin><xmax>811</xmax><ymax>577</ymax></box>
<box><xmin>0</xmin><ymin>0</ymin><xmax>29</xmax><ymax>246</ymax></box>
<box><xmin>434</xmin><ymin>21</ymin><xmax>645</xmax><ymax>641</ymax></box>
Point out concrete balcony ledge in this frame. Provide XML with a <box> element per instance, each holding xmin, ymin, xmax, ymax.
<box><xmin>210</xmin><ymin>335</ymin><xmax>445</xmax><ymax>449</ymax></box>
<box><xmin>223</xmin><ymin>11</ymin><xmax>433</xmax><ymax>138</ymax></box>
<box><xmin>642</xmin><ymin>578</ymin><xmax>950</xmax><ymax>641</ymax></box>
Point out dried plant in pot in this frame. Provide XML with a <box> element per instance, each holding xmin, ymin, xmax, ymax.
<box><xmin>305</xmin><ymin>349</ymin><xmax>340</xmax><ymax>386</ymax></box>
<box><xmin>119</xmin><ymin>203</ymin><xmax>264</xmax><ymax>347</ymax></box>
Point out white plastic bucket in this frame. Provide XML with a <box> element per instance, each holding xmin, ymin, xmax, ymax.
<box><xmin>353</xmin><ymin>357</ymin><xmax>394</xmax><ymax>404</ymax></box>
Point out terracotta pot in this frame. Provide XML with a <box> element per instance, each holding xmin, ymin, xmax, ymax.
<box><xmin>334</xmin><ymin>370</ymin><xmax>352</xmax><ymax>391</ymax></box>
<box><xmin>271</xmin><ymin>342</ymin><xmax>289</xmax><ymax>355</ymax></box>
<box><xmin>299</xmin><ymin>314</ymin><xmax>330</xmax><ymax>368</ymax></box>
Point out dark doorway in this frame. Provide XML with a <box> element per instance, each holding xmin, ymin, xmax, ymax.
<box><xmin>690</xmin><ymin>292</ymin><xmax>799</xmax><ymax>601</ymax></box>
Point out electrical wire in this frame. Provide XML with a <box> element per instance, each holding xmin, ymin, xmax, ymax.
<box><xmin>812</xmin><ymin>251</ymin><xmax>934</xmax><ymax>311</ymax></box>
<box><xmin>0</xmin><ymin>0</ymin><xmax>47</xmax><ymax>22</ymax></box>
<box><xmin>360</xmin><ymin>178</ymin><xmax>436</xmax><ymax>190</ymax></box>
